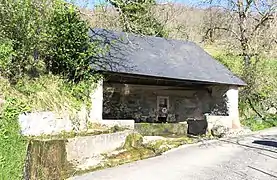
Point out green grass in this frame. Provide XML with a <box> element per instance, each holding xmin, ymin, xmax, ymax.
<box><xmin>241</xmin><ymin>116</ymin><xmax>277</xmax><ymax>131</ymax></box>
<box><xmin>0</xmin><ymin>75</ymin><xmax>97</xmax><ymax>179</ymax></box>
<box><xmin>0</xmin><ymin>136</ymin><xmax>27</xmax><ymax>180</ymax></box>
<box><xmin>0</xmin><ymin>98</ymin><xmax>29</xmax><ymax>180</ymax></box>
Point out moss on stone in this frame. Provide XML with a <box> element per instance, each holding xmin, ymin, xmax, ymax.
<box><xmin>123</xmin><ymin>133</ymin><xmax>144</xmax><ymax>150</ymax></box>
<box><xmin>143</xmin><ymin>136</ymin><xmax>197</xmax><ymax>155</ymax></box>
<box><xmin>72</xmin><ymin>148</ymin><xmax>156</xmax><ymax>177</ymax></box>
<box><xmin>70</xmin><ymin>135</ymin><xmax>200</xmax><ymax>177</ymax></box>
<box><xmin>28</xmin><ymin>125</ymin><xmax>128</xmax><ymax>141</ymax></box>
<box><xmin>135</xmin><ymin>123</ymin><xmax>188</xmax><ymax>136</ymax></box>
<box><xmin>25</xmin><ymin>140</ymin><xmax>75</xmax><ymax>180</ymax></box>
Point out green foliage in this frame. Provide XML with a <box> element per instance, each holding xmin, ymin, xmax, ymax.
<box><xmin>0</xmin><ymin>75</ymin><xmax>100</xmax><ymax>115</ymax></box>
<box><xmin>0</xmin><ymin>0</ymin><xmax>104</xmax><ymax>179</ymax></box>
<box><xmin>108</xmin><ymin>0</ymin><xmax>168</xmax><ymax>37</ymax></box>
<box><xmin>213</xmin><ymin>52</ymin><xmax>277</xmax><ymax>120</ymax></box>
<box><xmin>0</xmin><ymin>0</ymin><xmax>48</xmax><ymax>82</ymax></box>
<box><xmin>0</xmin><ymin>39</ymin><xmax>15</xmax><ymax>77</ymax></box>
<box><xmin>0</xmin><ymin>75</ymin><xmax>101</xmax><ymax>178</ymax></box>
<box><xmin>0</xmin><ymin>98</ymin><xmax>30</xmax><ymax>180</ymax></box>
<box><xmin>241</xmin><ymin>116</ymin><xmax>277</xmax><ymax>131</ymax></box>
<box><xmin>45</xmin><ymin>2</ymin><xmax>97</xmax><ymax>82</ymax></box>
<box><xmin>144</xmin><ymin>137</ymin><xmax>191</xmax><ymax>155</ymax></box>
<box><xmin>123</xmin><ymin>133</ymin><xmax>143</xmax><ymax>150</ymax></box>
<box><xmin>213</xmin><ymin>53</ymin><xmax>244</xmax><ymax>76</ymax></box>
<box><xmin>0</xmin><ymin>0</ymin><xmax>100</xmax><ymax>83</ymax></box>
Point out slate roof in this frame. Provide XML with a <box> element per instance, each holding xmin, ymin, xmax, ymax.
<box><xmin>89</xmin><ymin>28</ymin><xmax>246</xmax><ymax>86</ymax></box>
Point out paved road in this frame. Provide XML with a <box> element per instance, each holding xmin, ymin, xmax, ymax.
<box><xmin>72</xmin><ymin>128</ymin><xmax>277</xmax><ymax>180</ymax></box>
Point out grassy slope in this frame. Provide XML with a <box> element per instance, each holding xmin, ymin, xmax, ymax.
<box><xmin>0</xmin><ymin>75</ymin><xmax>93</xmax><ymax>179</ymax></box>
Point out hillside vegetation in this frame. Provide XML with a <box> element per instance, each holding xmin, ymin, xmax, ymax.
<box><xmin>0</xmin><ymin>0</ymin><xmax>277</xmax><ymax>179</ymax></box>
<box><xmin>0</xmin><ymin>1</ymin><xmax>100</xmax><ymax>179</ymax></box>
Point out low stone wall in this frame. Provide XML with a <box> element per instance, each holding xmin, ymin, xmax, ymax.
<box><xmin>101</xmin><ymin>119</ymin><xmax>135</xmax><ymax>129</ymax></box>
<box><xmin>205</xmin><ymin>115</ymin><xmax>232</xmax><ymax>130</ymax></box>
<box><xmin>135</xmin><ymin>123</ymin><xmax>188</xmax><ymax>136</ymax></box>
<box><xmin>66</xmin><ymin>130</ymin><xmax>132</xmax><ymax>163</ymax></box>
<box><xmin>24</xmin><ymin>130</ymin><xmax>133</xmax><ymax>179</ymax></box>
<box><xmin>18</xmin><ymin>112</ymin><xmax>134</xmax><ymax>136</ymax></box>
<box><xmin>19</xmin><ymin>112</ymin><xmax>76</xmax><ymax>136</ymax></box>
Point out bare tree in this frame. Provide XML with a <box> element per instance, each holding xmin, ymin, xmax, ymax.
<box><xmin>202</xmin><ymin>0</ymin><xmax>277</xmax><ymax>117</ymax></box>
<box><xmin>203</xmin><ymin>0</ymin><xmax>277</xmax><ymax>67</ymax></box>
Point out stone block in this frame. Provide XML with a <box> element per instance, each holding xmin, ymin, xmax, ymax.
<box><xmin>24</xmin><ymin>130</ymin><xmax>133</xmax><ymax>178</ymax></box>
<box><xmin>134</xmin><ymin>123</ymin><xmax>188</xmax><ymax>136</ymax></box>
<box><xmin>24</xmin><ymin>140</ymin><xmax>70</xmax><ymax>180</ymax></box>
<box><xmin>66</xmin><ymin>130</ymin><xmax>132</xmax><ymax>164</ymax></box>
<box><xmin>205</xmin><ymin>115</ymin><xmax>232</xmax><ymax>130</ymax></box>
<box><xmin>18</xmin><ymin>112</ymin><xmax>73</xmax><ymax>136</ymax></box>
<box><xmin>101</xmin><ymin>119</ymin><xmax>135</xmax><ymax>129</ymax></box>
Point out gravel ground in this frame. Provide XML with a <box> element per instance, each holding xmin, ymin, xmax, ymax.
<box><xmin>70</xmin><ymin>128</ymin><xmax>277</xmax><ymax>180</ymax></box>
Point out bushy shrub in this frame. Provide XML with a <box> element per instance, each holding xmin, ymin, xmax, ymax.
<box><xmin>44</xmin><ymin>1</ymin><xmax>98</xmax><ymax>82</ymax></box>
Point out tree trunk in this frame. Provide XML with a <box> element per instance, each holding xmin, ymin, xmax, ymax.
<box><xmin>237</xmin><ymin>0</ymin><xmax>251</xmax><ymax>68</ymax></box>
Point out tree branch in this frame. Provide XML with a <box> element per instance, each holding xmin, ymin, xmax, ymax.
<box><xmin>203</xmin><ymin>26</ymin><xmax>241</xmax><ymax>42</ymax></box>
<box><xmin>247</xmin><ymin>97</ymin><xmax>264</xmax><ymax>119</ymax></box>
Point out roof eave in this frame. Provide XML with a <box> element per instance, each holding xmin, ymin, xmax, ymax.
<box><xmin>98</xmin><ymin>70</ymin><xmax>248</xmax><ymax>86</ymax></box>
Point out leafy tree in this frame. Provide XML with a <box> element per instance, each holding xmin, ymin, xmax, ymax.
<box><xmin>0</xmin><ymin>0</ymin><xmax>48</xmax><ymax>82</ymax></box>
<box><xmin>0</xmin><ymin>39</ymin><xmax>15</xmax><ymax>77</ymax></box>
<box><xmin>107</xmin><ymin>0</ymin><xmax>168</xmax><ymax>37</ymax></box>
<box><xmin>0</xmin><ymin>0</ymin><xmax>100</xmax><ymax>83</ymax></box>
<box><xmin>44</xmin><ymin>1</ymin><xmax>97</xmax><ymax>82</ymax></box>
<box><xmin>203</xmin><ymin>0</ymin><xmax>277</xmax><ymax>118</ymax></box>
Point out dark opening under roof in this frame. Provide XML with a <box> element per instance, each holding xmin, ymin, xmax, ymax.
<box><xmin>89</xmin><ymin>28</ymin><xmax>246</xmax><ymax>86</ymax></box>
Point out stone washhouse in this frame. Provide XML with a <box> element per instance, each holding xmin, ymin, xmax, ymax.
<box><xmin>89</xmin><ymin>28</ymin><xmax>246</xmax><ymax>131</ymax></box>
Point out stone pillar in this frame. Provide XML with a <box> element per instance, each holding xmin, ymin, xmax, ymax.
<box><xmin>89</xmin><ymin>79</ymin><xmax>103</xmax><ymax>122</ymax></box>
<box><xmin>226</xmin><ymin>86</ymin><xmax>240</xmax><ymax>129</ymax></box>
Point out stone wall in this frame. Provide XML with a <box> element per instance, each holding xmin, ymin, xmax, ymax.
<box><xmin>19</xmin><ymin>112</ymin><xmax>75</xmax><ymax>136</ymax></box>
<box><xmin>24</xmin><ymin>130</ymin><xmax>133</xmax><ymax>178</ymax></box>
<box><xmin>101</xmin><ymin>119</ymin><xmax>135</xmax><ymax>129</ymax></box>
<box><xmin>103</xmin><ymin>83</ymin><xmax>231</xmax><ymax>123</ymax></box>
<box><xmin>66</xmin><ymin>130</ymin><xmax>132</xmax><ymax>169</ymax></box>
<box><xmin>24</xmin><ymin>140</ymin><xmax>69</xmax><ymax>180</ymax></box>
<box><xmin>209</xmin><ymin>86</ymin><xmax>229</xmax><ymax>116</ymax></box>
<box><xmin>206</xmin><ymin>86</ymin><xmax>240</xmax><ymax>129</ymax></box>
<box><xmin>134</xmin><ymin>123</ymin><xmax>188</xmax><ymax>136</ymax></box>
<box><xmin>205</xmin><ymin>115</ymin><xmax>232</xmax><ymax>130</ymax></box>
<box><xmin>18</xmin><ymin>111</ymin><xmax>134</xmax><ymax>136</ymax></box>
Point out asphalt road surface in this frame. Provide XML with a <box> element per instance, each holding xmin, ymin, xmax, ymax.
<box><xmin>71</xmin><ymin>128</ymin><xmax>277</xmax><ymax>180</ymax></box>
